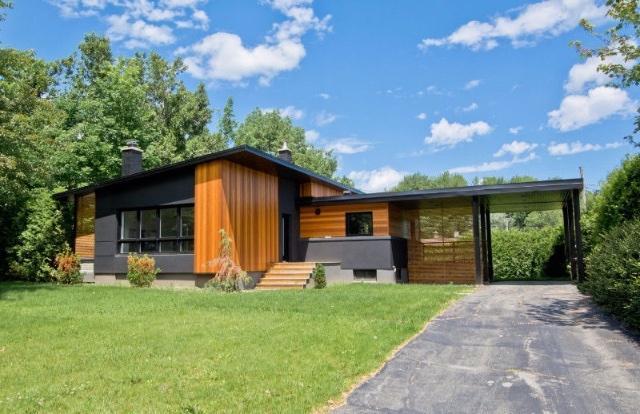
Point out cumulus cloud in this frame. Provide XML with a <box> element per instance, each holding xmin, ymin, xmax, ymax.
<box><xmin>509</xmin><ymin>126</ymin><xmax>523</xmax><ymax>135</ymax></box>
<box><xmin>449</xmin><ymin>152</ymin><xmax>537</xmax><ymax>174</ymax></box>
<box><xmin>416</xmin><ymin>112</ymin><xmax>428</xmax><ymax>120</ymax></box>
<box><xmin>547</xmin><ymin>140</ymin><xmax>623</xmax><ymax>156</ymax></box>
<box><xmin>494</xmin><ymin>140</ymin><xmax>538</xmax><ymax>157</ymax></box>
<box><xmin>180</xmin><ymin>0</ymin><xmax>331</xmax><ymax>85</ymax></box>
<box><xmin>460</xmin><ymin>102</ymin><xmax>479</xmax><ymax>112</ymax></box>
<box><xmin>304</xmin><ymin>129</ymin><xmax>320</xmax><ymax>143</ymax></box>
<box><xmin>324</xmin><ymin>138</ymin><xmax>371</xmax><ymax>154</ymax></box>
<box><xmin>263</xmin><ymin>105</ymin><xmax>304</xmax><ymax>120</ymax></box>
<box><xmin>548</xmin><ymin>86</ymin><xmax>635</xmax><ymax>131</ymax></box>
<box><xmin>419</xmin><ymin>0</ymin><xmax>606</xmax><ymax>51</ymax></box>
<box><xmin>464</xmin><ymin>79</ymin><xmax>481</xmax><ymax>90</ymax></box>
<box><xmin>106</xmin><ymin>14</ymin><xmax>176</xmax><ymax>48</ymax></box>
<box><xmin>348</xmin><ymin>167</ymin><xmax>406</xmax><ymax>192</ymax></box>
<box><xmin>315</xmin><ymin>110</ymin><xmax>337</xmax><ymax>126</ymax></box>
<box><xmin>564</xmin><ymin>55</ymin><xmax>632</xmax><ymax>94</ymax></box>
<box><xmin>425</xmin><ymin>118</ymin><xmax>493</xmax><ymax>148</ymax></box>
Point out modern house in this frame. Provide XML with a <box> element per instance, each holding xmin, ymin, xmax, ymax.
<box><xmin>58</xmin><ymin>141</ymin><xmax>585</xmax><ymax>289</ymax></box>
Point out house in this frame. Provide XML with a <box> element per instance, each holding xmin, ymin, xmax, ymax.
<box><xmin>58</xmin><ymin>141</ymin><xmax>585</xmax><ymax>289</ymax></box>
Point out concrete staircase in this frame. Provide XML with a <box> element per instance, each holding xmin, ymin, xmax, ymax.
<box><xmin>255</xmin><ymin>262</ymin><xmax>316</xmax><ymax>290</ymax></box>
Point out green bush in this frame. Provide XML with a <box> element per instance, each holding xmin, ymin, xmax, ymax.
<box><xmin>127</xmin><ymin>254</ymin><xmax>159</xmax><ymax>287</ymax></box>
<box><xmin>580</xmin><ymin>219</ymin><xmax>640</xmax><ymax>329</ymax></box>
<box><xmin>313</xmin><ymin>263</ymin><xmax>326</xmax><ymax>289</ymax></box>
<box><xmin>492</xmin><ymin>227</ymin><xmax>566</xmax><ymax>280</ymax></box>
<box><xmin>9</xmin><ymin>189</ymin><xmax>66</xmax><ymax>281</ymax></box>
<box><xmin>53</xmin><ymin>247</ymin><xmax>82</xmax><ymax>284</ymax></box>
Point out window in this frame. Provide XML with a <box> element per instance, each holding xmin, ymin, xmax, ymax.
<box><xmin>118</xmin><ymin>206</ymin><xmax>194</xmax><ymax>254</ymax></box>
<box><xmin>346</xmin><ymin>212</ymin><xmax>373</xmax><ymax>236</ymax></box>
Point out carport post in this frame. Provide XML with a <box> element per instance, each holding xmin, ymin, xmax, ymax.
<box><xmin>471</xmin><ymin>196</ymin><xmax>483</xmax><ymax>284</ymax></box>
<box><xmin>566</xmin><ymin>194</ymin><xmax>578</xmax><ymax>281</ymax></box>
<box><xmin>562</xmin><ymin>203</ymin><xmax>573</xmax><ymax>280</ymax></box>
<box><xmin>484</xmin><ymin>204</ymin><xmax>494</xmax><ymax>282</ymax></box>
<box><xmin>572</xmin><ymin>189</ymin><xmax>585</xmax><ymax>282</ymax></box>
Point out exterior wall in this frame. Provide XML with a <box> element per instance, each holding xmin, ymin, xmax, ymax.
<box><xmin>299</xmin><ymin>180</ymin><xmax>343</xmax><ymax>197</ymax></box>
<box><xmin>75</xmin><ymin>192</ymin><xmax>96</xmax><ymax>259</ymax></box>
<box><xmin>279</xmin><ymin>177</ymin><xmax>300</xmax><ymax>261</ymax></box>
<box><xmin>94</xmin><ymin>168</ymin><xmax>195</xmax><ymax>275</ymax></box>
<box><xmin>320</xmin><ymin>263</ymin><xmax>399</xmax><ymax>284</ymax></box>
<box><xmin>300</xmin><ymin>202</ymin><xmax>391</xmax><ymax>238</ymax></box>
<box><xmin>194</xmin><ymin>160</ymin><xmax>279</xmax><ymax>273</ymax></box>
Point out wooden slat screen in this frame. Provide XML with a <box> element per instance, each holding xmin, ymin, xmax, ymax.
<box><xmin>194</xmin><ymin>160</ymin><xmax>279</xmax><ymax>273</ymax></box>
<box><xmin>299</xmin><ymin>181</ymin><xmax>344</xmax><ymax>198</ymax></box>
<box><xmin>75</xmin><ymin>192</ymin><xmax>95</xmax><ymax>259</ymax></box>
<box><xmin>300</xmin><ymin>203</ymin><xmax>390</xmax><ymax>238</ymax></box>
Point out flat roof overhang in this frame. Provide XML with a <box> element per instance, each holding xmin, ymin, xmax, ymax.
<box><xmin>303</xmin><ymin>178</ymin><xmax>583</xmax><ymax>213</ymax></box>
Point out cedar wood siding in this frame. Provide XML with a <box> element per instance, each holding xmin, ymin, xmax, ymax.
<box><xmin>75</xmin><ymin>192</ymin><xmax>96</xmax><ymax>259</ymax></box>
<box><xmin>299</xmin><ymin>180</ymin><xmax>344</xmax><ymax>198</ymax></box>
<box><xmin>300</xmin><ymin>202</ymin><xmax>394</xmax><ymax>238</ymax></box>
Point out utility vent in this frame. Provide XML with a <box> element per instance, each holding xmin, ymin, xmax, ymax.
<box><xmin>354</xmin><ymin>269</ymin><xmax>377</xmax><ymax>281</ymax></box>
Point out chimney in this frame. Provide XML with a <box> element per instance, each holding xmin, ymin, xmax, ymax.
<box><xmin>121</xmin><ymin>140</ymin><xmax>143</xmax><ymax>176</ymax></box>
<box><xmin>278</xmin><ymin>141</ymin><xmax>293</xmax><ymax>163</ymax></box>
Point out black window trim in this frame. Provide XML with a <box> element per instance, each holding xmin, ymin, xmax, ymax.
<box><xmin>345</xmin><ymin>211</ymin><xmax>374</xmax><ymax>237</ymax></box>
<box><xmin>117</xmin><ymin>204</ymin><xmax>194</xmax><ymax>254</ymax></box>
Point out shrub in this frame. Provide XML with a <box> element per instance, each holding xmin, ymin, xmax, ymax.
<box><xmin>9</xmin><ymin>189</ymin><xmax>66</xmax><ymax>281</ymax></box>
<box><xmin>492</xmin><ymin>226</ymin><xmax>566</xmax><ymax>280</ymax></box>
<box><xmin>580</xmin><ymin>219</ymin><xmax>640</xmax><ymax>329</ymax></box>
<box><xmin>53</xmin><ymin>247</ymin><xmax>82</xmax><ymax>284</ymax></box>
<box><xmin>206</xmin><ymin>229</ymin><xmax>252</xmax><ymax>292</ymax></box>
<box><xmin>127</xmin><ymin>254</ymin><xmax>159</xmax><ymax>287</ymax></box>
<box><xmin>313</xmin><ymin>263</ymin><xmax>326</xmax><ymax>289</ymax></box>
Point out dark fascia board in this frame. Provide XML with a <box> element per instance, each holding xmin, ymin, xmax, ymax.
<box><xmin>55</xmin><ymin>145</ymin><xmax>361</xmax><ymax>198</ymax></box>
<box><xmin>302</xmin><ymin>178</ymin><xmax>584</xmax><ymax>205</ymax></box>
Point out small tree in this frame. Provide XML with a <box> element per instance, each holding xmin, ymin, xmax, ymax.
<box><xmin>206</xmin><ymin>229</ymin><xmax>252</xmax><ymax>292</ymax></box>
<box><xmin>127</xmin><ymin>254</ymin><xmax>159</xmax><ymax>287</ymax></box>
<box><xmin>313</xmin><ymin>263</ymin><xmax>326</xmax><ymax>289</ymax></box>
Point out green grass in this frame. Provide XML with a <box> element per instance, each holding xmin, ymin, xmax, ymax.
<box><xmin>0</xmin><ymin>282</ymin><xmax>470</xmax><ymax>413</ymax></box>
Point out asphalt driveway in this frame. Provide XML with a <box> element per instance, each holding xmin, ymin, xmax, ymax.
<box><xmin>334</xmin><ymin>282</ymin><xmax>640</xmax><ymax>414</ymax></box>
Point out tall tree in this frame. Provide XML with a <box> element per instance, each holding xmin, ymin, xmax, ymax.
<box><xmin>219</xmin><ymin>96</ymin><xmax>237</xmax><ymax>145</ymax></box>
<box><xmin>392</xmin><ymin>172</ymin><xmax>468</xmax><ymax>191</ymax></box>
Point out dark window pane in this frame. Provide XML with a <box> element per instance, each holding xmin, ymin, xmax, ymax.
<box><xmin>346</xmin><ymin>212</ymin><xmax>373</xmax><ymax>236</ymax></box>
<box><xmin>181</xmin><ymin>207</ymin><xmax>194</xmax><ymax>237</ymax></box>
<box><xmin>160</xmin><ymin>208</ymin><xmax>178</xmax><ymax>237</ymax></box>
<box><xmin>140</xmin><ymin>209</ymin><xmax>158</xmax><ymax>239</ymax></box>
<box><xmin>160</xmin><ymin>240</ymin><xmax>178</xmax><ymax>253</ymax></box>
<box><xmin>354</xmin><ymin>269</ymin><xmax>377</xmax><ymax>280</ymax></box>
<box><xmin>181</xmin><ymin>239</ymin><xmax>194</xmax><ymax>253</ymax></box>
<box><xmin>140</xmin><ymin>241</ymin><xmax>157</xmax><ymax>252</ymax></box>
<box><xmin>119</xmin><ymin>242</ymin><xmax>138</xmax><ymax>254</ymax></box>
<box><xmin>121</xmin><ymin>211</ymin><xmax>139</xmax><ymax>239</ymax></box>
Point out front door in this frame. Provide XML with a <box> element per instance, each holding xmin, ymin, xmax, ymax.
<box><xmin>281</xmin><ymin>214</ymin><xmax>291</xmax><ymax>261</ymax></box>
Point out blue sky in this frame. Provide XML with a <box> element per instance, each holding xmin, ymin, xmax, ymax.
<box><xmin>2</xmin><ymin>0</ymin><xmax>637</xmax><ymax>191</ymax></box>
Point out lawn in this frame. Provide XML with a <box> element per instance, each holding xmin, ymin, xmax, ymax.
<box><xmin>0</xmin><ymin>282</ymin><xmax>470</xmax><ymax>413</ymax></box>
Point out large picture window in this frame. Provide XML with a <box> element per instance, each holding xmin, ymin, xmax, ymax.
<box><xmin>346</xmin><ymin>212</ymin><xmax>373</xmax><ymax>236</ymax></box>
<box><xmin>119</xmin><ymin>206</ymin><xmax>194</xmax><ymax>254</ymax></box>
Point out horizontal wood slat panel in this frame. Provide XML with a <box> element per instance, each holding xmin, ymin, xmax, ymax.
<box><xmin>300</xmin><ymin>203</ymin><xmax>390</xmax><ymax>238</ymax></box>
<box><xmin>195</xmin><ymin>160</ymin><xmax>278</xmax><ymax>273</ymax></box>
<box><xmin>299</xmin><ymin>181</ymin><xmax>344</xmax><ymax>198</ymax></box>
<box><xmin>75</xmin><ymin>192</ymin><xmax>95</xmax><ymax>259</ymax></box>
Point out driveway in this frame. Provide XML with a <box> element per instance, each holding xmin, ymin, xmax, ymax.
<box><xmin>334</xmin><ymin>282</ymin><xmax>640</xmax><ymax>414</ymax></box>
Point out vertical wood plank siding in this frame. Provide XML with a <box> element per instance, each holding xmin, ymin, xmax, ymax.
<box><xmin>75</xmin><ymin>192</ymin><xmax>95</xmax><ymax>259</ymax></box>
<box><xmin>299</xmin><ymin>203</ymin><xmax>390</xmax><ymax>238</ymax></box>
<box><xmin>194</xmin><ymin>160</ymin><xmax>279</xmax><ymax>273</ymax></box>
<box><xmin>299</xmin><ymin>181</ymin><xmax>344</xmax><ymax>197</ymax></box>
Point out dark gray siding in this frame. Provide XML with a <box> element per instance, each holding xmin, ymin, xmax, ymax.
<box><xmin>299</xmin><ymin>236</ymin><xmax>407</xmax><ymax>270</ymax></box>
<box><xmin>94</xmin><ymin>167</ymin><xmax>195</xmax><ymax>274</ymax></box>
<box><xmin>279</xmin><ymin>177</ymin><xmax>301</xmax><ymax>262</ymax></box>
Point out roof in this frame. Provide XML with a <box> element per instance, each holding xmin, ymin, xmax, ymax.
<box><xmin>55</xmin><ymin>145</ymin><xmax>362</xmax><ymax>198</ymax></box>
<box><xmin>304</xmin><ymin>178</ymin><xmax>584</xmax><ymax>212</ymax></box>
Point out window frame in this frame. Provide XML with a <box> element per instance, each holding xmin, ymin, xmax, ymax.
<box><xmin>117</xmin><ymin>205</ymin><xmax>194</xmax><ymax>254</ymax></box>
<box><xmin>345</xmin><ymin>211</ymin><xmax>374</xmax><ymax>237</ymax></box>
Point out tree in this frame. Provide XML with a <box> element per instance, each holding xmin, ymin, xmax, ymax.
<box><xmin>0</xmin><ymin>1</ymin><xmax>12</xmax><ymax>23</ymax></box>
<box><xmin>392</xmin><ymin>172</ymin><xmax>468</xmax><ymax>191</ymax></box>
<box><xmin>219</xmin><ymin>96</ymin><xmax>237</xmax><ymax>145</ymax></box>
<box><xmin>575</xmin><ymin>0</ymin><xmax>640</xmax><ymax>146</ymax></box>
<box><xmin>234</xmin><ymin>109</ymin><xmax>339</xmax><ymax>178</ymax></box>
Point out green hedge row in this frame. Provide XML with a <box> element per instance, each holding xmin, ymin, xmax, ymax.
<box><xmin>491</xmin><ymin>227</ymin><xmax>567</xmax><ymax>281</ymax></box>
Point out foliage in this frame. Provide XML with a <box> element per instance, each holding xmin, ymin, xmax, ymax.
<box><xmin>392</xmin><ymin>171</ymin><xmax>468</xmax><ymax>191</ymax></box>
<box><xmin>8</xmin><ymin>189</ymin><xmax>66</xmax><ymax>281</ymax></box>
<box><xmin>492</xmin><ymin>227</ymin><xmax>567</xmax><ymax>280</ymax></box>
<box><xmin>313</xmin><ymin>263</ymin><xmax>326</xmax><ymax>289</ymax></box>
<box><xmin>127</xmin><ymin>254</ymin><xmax>159</xmax><ymax>287</ymax></box>
<box><xmin>53</xmin><ymin>247</ymin><xmax>82</xmax><ymax>284</ymax></box>
<box><xmin>581</xmin><ymin>219</ymin><xmax>640</xmax><ymax>329</ymax></box>
<box><xmin>575</xmin><ymin>0</ymin><xmax>640</xmax><ymax>146</ymax></box>
<box><xmin>206</xmin><ymin>229</ymin><xmax>252</xmax><ymax>292</ymax></box>
<box><xmin>219</xmin><ymin>96</ymin><xmax>237</xmax><ymax>145</ymax></box>
<box><xmin>0</xmin><ymin>282</ymin><xmax>468</xmax><ymax>413</ymax></box>
<box><xmin>0</xmin><ymin>1</ymin><xmax>11</xmax><ymax>23</ymax></box>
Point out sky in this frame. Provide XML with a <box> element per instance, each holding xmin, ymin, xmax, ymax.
<box><xmin>1</xmin><ymin>0</ymin><xmax>638</xmax><ymax>192</ymax></box>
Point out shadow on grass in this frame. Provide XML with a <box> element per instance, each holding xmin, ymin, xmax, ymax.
<box><xmin>0</xmin><ymin>281</ymin><xmax>63</xmax><ymax>301</ymax></box>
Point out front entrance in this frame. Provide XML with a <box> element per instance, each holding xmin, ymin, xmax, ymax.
<box><xmin>281</xmin><ymin>213</ymin><xmax>291</xmax><ymax>261</ymax></box>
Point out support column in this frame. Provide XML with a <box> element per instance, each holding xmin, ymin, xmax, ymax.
<box><xmin>480</xmin><ymin>203</ymin><xmax>488</xmax><ymax>282</ymax></box>
<box><xmin>572</xmin><ymin>189</ymin><xmax>585</xmax><ymax>282</ymax></box>
<box><xmin>566</xmin><ymin>194</ymin><xmax>578</xmax><ymax>281</ymax></box>
<box><xmin>485</xmin><ymin>204</ymin><xmax>494</xmax><ymax>282</ymax></box>
<box><xmin>471</xmin><ymin>196</ymin><xmax>483</xmax><ymax>284</ymax></box>
<box><xmin>562</xmin><ymin>203</ymin><xmax>572</xmax><ymax>280</ymax></box>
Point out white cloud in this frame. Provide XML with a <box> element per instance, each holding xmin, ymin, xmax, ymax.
<box><xmin>425</xmin><ymin>118</ymin><xmax>493</xmax><ymax>148</ymax></box>
<box><xmin>263</xmin><ymin>105</ymin><xmax>304</xmax><ymax>120</ymax></box>
<box><xmin>304</xmin><ymin>129</ymin><xmax>320</xmax><ymax>143</ymax></box>
<box><xmin>106</xmin><ymin>14</ymin><xmax>176</xmax><ymax>48</ymax></box>
<box><xmin>348</xmin><ymin>167</ymin><xmax>406</xmax><ymax>192</ymax></box>
<box><xmin>416</xmin><ymin>112</ymin><xmax>428</xmax><ymax>120</ymax></box>
<box><xmin>547</xmin><ymin>140</ymin><xmax>623</xmax><ymax>156</ymax></box>
<box><xmin>315</xmin><ymin>110</ymin><xmax>337</xmax><ymax>126</ymax></box>
<box><xmin>449</xmin><ymin>153</ymin><xmax>537</xmax><ymax>174</ymax></box>
<box><xmin>419</xmin><ymin>0</ymin><xmax>606</xmax><ymax>51</ymax></box>
<box><xmin>318</xmin><ymin>92</ymin><xmax>330</xmax><ymax>100</ymax></box>
<box><xmin>464</xmin><ymin>80</ymin><xmax>481</xmax><ymax>90</ymax></box>
<box><xmin>564</xmin><ymin>55</ymin><xmax>631</xmax><ymax>93</ymax></box>
<box><xmin>461</xmin><ymin>102</ymin><xmax>479</xmax><ymax>112</ymax></box>
<box><xmin>325</xmin><ymin>138</ymin><xmax>371</xmax><ymax>154</ymax></box>
<box><xmin>181</xmin><ymin>0</ymin><xmax>330</xmax><ymax>85</ymax></box>
<box><xmin>548</xmin><ymin>86</ymin><xmax>635</xmax><ymax>131</ymax></box>
<box><xmin>494</xmin><ymin>140</ymin><xmax>538</xmax><ymax>157</ymax></box>
<box><xmin>509</xmin><ymin>126</ymin><xmax>523</xmax><ymax>135</ymax></box>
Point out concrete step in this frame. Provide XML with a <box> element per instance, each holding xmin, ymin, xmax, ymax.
<box><xmin>257</xmin><ymin>279</ymin><xmax>307</xmax><ymax>287</ymax></box>
<box><xmin>264</xmin><ymin>269</ymin><xmax>313</xmax><ymax>276</ymax></box>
